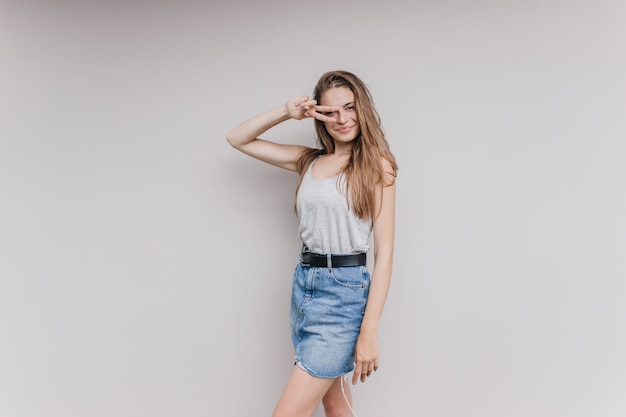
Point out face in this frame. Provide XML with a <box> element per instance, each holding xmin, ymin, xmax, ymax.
<box><xmin>320</xmin><ymin>87</ymin><xmax>360</xmax><ymax>144</ymax></box>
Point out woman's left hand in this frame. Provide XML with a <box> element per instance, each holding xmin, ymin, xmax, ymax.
<box><xmin>352</xmin><ymin>330</ymin><xmax>379</xmax><ymax>384</ymax></box>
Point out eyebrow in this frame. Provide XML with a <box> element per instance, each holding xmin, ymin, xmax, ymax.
<box><xmin>324</xmin><ymin>102</ymin><xmax>355</xmax><ymax>110</ymax></box>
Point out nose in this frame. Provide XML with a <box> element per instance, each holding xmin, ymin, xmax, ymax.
<box><xmin>336</xmin><ymin>109</ymin><xmax>347</xmax><ymax>124</ymax></box>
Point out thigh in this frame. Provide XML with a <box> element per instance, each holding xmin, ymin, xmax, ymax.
<box><xmin>322</xmin><ymin>376</ymin><xmax>353</xmax><ymax>416</ymax></box>
<box><xmin>272</xmin><ymin>366</ymin><xmax>335</xmax><ymax>417</ymax></box>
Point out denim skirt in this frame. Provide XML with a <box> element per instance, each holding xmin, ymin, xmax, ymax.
<box><xmin>290</xmin><ymin>262</ymin><xmax>371</xmax><ymax>378</ymax></box>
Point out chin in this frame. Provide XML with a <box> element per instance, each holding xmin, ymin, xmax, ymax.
<box><xmin>333</xmin><ymin>132</ymin><xmax>359</xmax><ymax>142</ymax></box>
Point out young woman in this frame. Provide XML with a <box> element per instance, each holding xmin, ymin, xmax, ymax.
<box><xmin>226</xmin><ymin>70</ymin><xmax>397</xmax><ymax>417</ymax></box>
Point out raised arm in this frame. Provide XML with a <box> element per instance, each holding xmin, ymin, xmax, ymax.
<box><xmin>226</xmin><ymin>96</ymin><xmax>337</xmax><ymax>172</ymax></box>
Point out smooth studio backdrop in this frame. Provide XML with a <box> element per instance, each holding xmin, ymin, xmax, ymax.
<box><xmin>1</xmin><ymin>1</ymin><xmax>625</xmax><ymax>416</ymax></box>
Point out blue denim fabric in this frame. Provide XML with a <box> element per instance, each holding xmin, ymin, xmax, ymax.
<box><xmin>290</xmin><ymin>262</ymin><xmax>371</xmax><ymax>378</ymax></box>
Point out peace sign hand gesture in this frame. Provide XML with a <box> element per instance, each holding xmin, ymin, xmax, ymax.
<box><xmin>285</xmin><ymin>96</ymin><xmax>338</xmax><ymax>123</ymax></box>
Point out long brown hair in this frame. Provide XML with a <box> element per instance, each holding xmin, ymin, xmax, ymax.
<box><xmin>295</xmin><ymin>70</ymin><xmax>398</xmax><ymax>221</ymax></box>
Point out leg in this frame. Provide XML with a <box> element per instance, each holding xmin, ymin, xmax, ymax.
<box><xmin>272</xmin><ymin>366</ymin><xmax>336</xmax><ymax>417</ymax></box>
<box><xmin>322</xmin><ymin>376</ymin><xmax>353</xmax><ymax>417</ymax></box>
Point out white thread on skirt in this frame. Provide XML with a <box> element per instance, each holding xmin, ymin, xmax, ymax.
<box><xmin>341</xmin><ymin>375</ymin><xmax>359</xmax><ymax>417</ymax></box>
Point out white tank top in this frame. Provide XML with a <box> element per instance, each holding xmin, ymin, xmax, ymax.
<box><xmin>296</xmin><ymin>160</ymin><xmax>372</xmax><ymax>254</ymax></box>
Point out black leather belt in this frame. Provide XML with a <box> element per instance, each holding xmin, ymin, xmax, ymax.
<box><xmin>301</xmin><ymin>251</ymin><xmax>367</xmax><ymax>268</ymax></box>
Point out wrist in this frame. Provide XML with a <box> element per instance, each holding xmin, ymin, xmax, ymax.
<box><xmin>359</xmin><ymin>324</ymin><xmax>379</xmax><ymax>335</ymax></box>
<box><xmin>281</xmin><ymin>103</ymin><xmax>294</xmax><ymax>120</ymax></box>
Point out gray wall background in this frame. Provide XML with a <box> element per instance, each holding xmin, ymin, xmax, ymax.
<box><xmin>1</xmin><ymin>1</ymin><xmax>625</xmax><ymax>416</ymax></box>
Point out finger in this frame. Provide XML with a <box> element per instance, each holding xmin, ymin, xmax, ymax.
<box><xmin>352</xmin><ymin>359</ymin><xmax>367</xmax><ymax>384</ymax></box>
<box><xmin>360</xmin><ymin>365</ymin><xmax>369</xmax><ymax>382</ymax></box>
<box><xmin>374</xmin><ymin>358</ymin><xmax>379</xmax><ymax>372</ymax></box>
<box><xmin>289</xmin><ymin>97</ymin><xmax>307</xmax><ymax>113</ymax></box>
<box><xmin>313</xmin><ymin>105</ymin><xmax>338</xmax><ymax>112</ymax></box>
<box><xmin>290</xmin><ymin>96</ymin><xmax>307</xmax><ymax>107</ymax></box>
<box><xmin>352</xmin><ymin>368</ymin><xmax>360</xmax><ymax>385</ymax></box>
<box><xmin>297</xmin><ymin>99</ymin><xmax>316</xmax><ymax>110</ymax></box>
<box><xmin>309</xmin><ymin>112</ymin><xmax>336</xmax><ymax>123</ymax></box>
<box><xmin>309</xmin><ymin>105</ymin><xmax>338</xmax><ymax>122</ymax></box>
<box><xmin>296</xmin><ymin>98</ymin><xmax>316</xmax><ymax>119</ymax></box>
<box><xmin>298</xmin><ymin>100</ymin><xmax>317</xmax><ymax>120</ymax></box>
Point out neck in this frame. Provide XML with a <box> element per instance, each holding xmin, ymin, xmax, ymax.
<box><xmin>333</xmin><ymin>142</ymin><xmax>353</xmax><ymax>157</ymax></box>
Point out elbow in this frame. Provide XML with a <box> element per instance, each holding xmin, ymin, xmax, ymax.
<box><xmin>225</xmin><ymin>132</ymin><xmax>239</xmax><ymax>149</ymax></box>
<box><xmin>373</xmin><ymin>245</ymin><xmax>394</xmax><ymax>264</ymax></box>
<box><xmin>374</xmin><ymin>249</ymin><xmax>393</xmax><ymax>263</ymax></box>
<box><xmin>225</xmin><ymin>131</ymin><xmax>234</xmax><ymax>146</ymax></box>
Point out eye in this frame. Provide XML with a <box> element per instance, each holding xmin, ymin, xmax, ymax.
<box><xmin>324</xmin><ymin>111</ymin><xmax>336</xmax><ymax>116</ymax></box>
<box><xmin>346</xmin><ymin>105</ymin><xmax>355</xmax><ymax>111</ymax></box>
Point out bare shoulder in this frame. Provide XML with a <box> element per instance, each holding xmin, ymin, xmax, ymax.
<box><xmin>380</xmin><ymin>157</ymin><xmax>397</xmax><ymax>186</ymax></box>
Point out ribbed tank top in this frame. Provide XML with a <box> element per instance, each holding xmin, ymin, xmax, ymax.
<box><xmin>296</xmin><ymin>159</ymin><xmax>372</xmax><ymax>254</ymax></box>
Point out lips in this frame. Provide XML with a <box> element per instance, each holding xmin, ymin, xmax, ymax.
<box><xmin>337</xmin><ymin>126</ymin><xmax>354</xmax><ymax>133</ymax></box>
